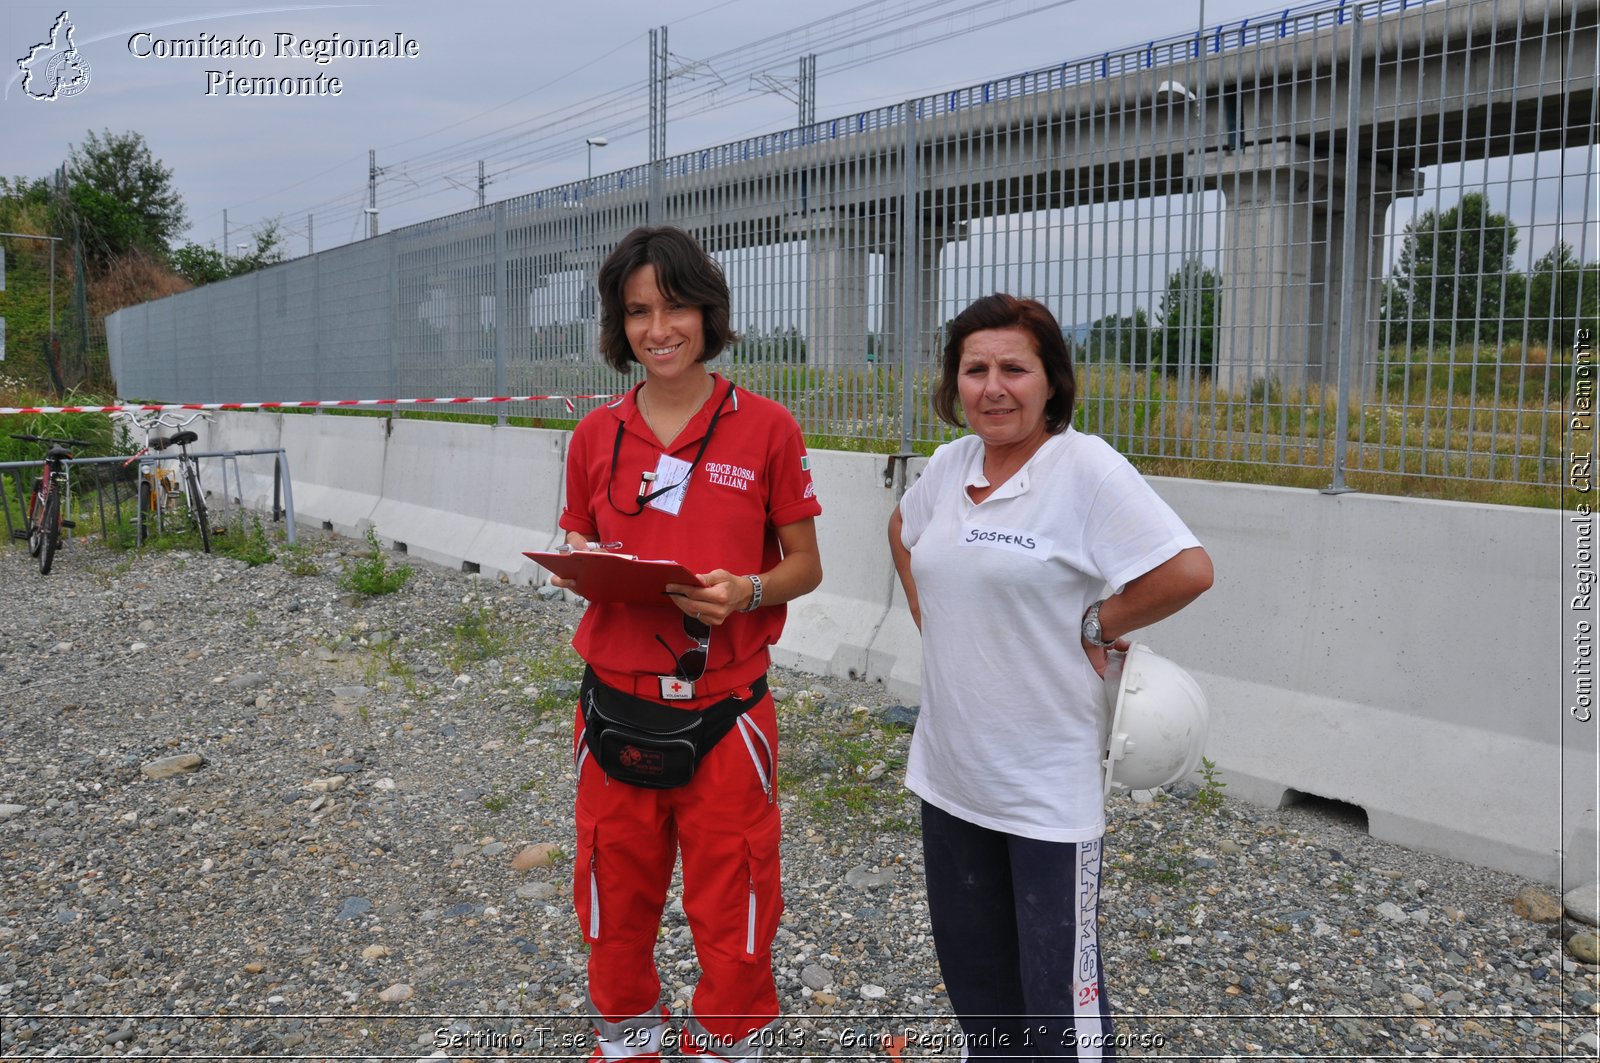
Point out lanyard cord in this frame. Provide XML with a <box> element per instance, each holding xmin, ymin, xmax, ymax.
<box><xmin>606</xmin><ymin>382</ymin><xmax>732</xmax><ymax>516</ymax></box>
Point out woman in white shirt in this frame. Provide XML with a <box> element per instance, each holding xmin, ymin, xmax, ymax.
<box><xmin>889</xmin><ymin>293</ymin><xmax>1212</xmax><ymax>1060</ymax></box>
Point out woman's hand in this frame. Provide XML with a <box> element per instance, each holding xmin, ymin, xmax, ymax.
<box><xmin>665</xmin><ymin>569</ymin><xmax>751</xmax><ymax>626</ymax></box>
<box><xmin>547</xmin><ymin>533</ymin><xmax>616</xmax><ymax>595</ymax></box>
<box><xmin>1078</xmin><ymin>547</ymin><xmax>1213</xmax><ymax>673</ymax></box>
<box><xmin>664</xmin><ymin>518</ymin><xmax>822</xmax><ymax>627</ymax></box>
<box><xmin>1082</xmin><ymin>637</ymin><xmax>1132</xmax><ymax>679</ymax></box>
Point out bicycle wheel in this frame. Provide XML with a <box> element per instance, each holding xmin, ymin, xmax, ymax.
<box><xmin>38</xmin><ymin>488</ymin><xmax>60</xmax><ymax>575</ymax></box>
<box><xmin>137</xmin><ymin>478</ymin><xmax>153</xmax><ymax>545</ymax></box>
<box><xmin>184</xmin><ymin>462</ymin><xmax>211</xmax><ymax>553</ymax></box>
<box><xmin>25</xmin><ymin>481</ymin><xmax>44</xmax><ymax>558</ymax></box>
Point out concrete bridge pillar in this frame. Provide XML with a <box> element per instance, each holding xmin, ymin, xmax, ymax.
<box><xmin>882</xmin><ymin>219</ymin><xmax>964</xmax><ymax>369</ymax></box>
<box><xmin>1204</xmin><ymin>143</ymin><xmax>1404</xmax><ymax>400</ymax></box>
<box><xmin>791</xmin><ymin>210</ymin><xmax>872</xmax><ymax>368</ymax></box>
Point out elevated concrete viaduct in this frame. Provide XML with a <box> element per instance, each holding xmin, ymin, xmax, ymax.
<box><xmin>406</xmin><ymin>0</ymin><xmax>1593</xmax><ymax>393</ymax></box>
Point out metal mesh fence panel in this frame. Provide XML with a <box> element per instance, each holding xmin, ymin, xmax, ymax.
<box><xmin>106</xmin><ymin>0</ymin><xmax>1597</xmax><ymax>493</ymax></box>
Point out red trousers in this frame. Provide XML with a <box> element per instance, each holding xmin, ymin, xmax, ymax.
<box><xmin>573</xmin><ymin>692</ymin><xmax>783</xmax><ymax>1057</ymax></box>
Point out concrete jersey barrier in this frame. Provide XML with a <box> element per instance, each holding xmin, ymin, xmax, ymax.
<box><xmin>197</xmin><ymin>411</ymin><xmax>1588</xmax><ymax>887</ymax></box>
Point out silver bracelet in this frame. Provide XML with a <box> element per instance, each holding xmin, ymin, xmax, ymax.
<box><xmin>740</xmin><ymin>573</ymin><xmax>764</xmax><ymax>612</ymax></box>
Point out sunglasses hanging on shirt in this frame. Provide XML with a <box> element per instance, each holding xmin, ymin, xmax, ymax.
<box><xmin>654</xmin><ymin>613</ymin><xmax>711</xmax><ymax>682</ymax></box>
<box><xmin>606</xmin><ymin>384</ymin><xmax>732</xmax><ymax>516</ymax></box>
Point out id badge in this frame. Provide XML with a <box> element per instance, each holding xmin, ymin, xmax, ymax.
<box><xmin>658</xmin><ymin>675</ymin><xmax>695</xmax><ymax>700</ymax></box>
<box><xmin>648</xmin><ymin>453</ymin><xmax>692</xmax><ymax>516</ymax></box>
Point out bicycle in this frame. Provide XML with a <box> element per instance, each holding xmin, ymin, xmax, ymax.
<box><xmin>118</xmin><ymin>411</ymin><xmax>213</xmax><ymax>553</ymax></box>
<box><xmin>9</xmin><ymin>433</ymin><xmax>92</xmax><ymax>575</ymax></box>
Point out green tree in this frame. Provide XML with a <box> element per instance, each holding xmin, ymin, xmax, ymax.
<box><xmin>1155</xmin><ymin>259</ymin><xmax>1219</xmax><ymax>374</ymax></box>
<box><xmin>1084</xmin><ymin>308</ymin><xmax>1152</xmax><ymax>365</ymax></box>
<box><xmin>1524</xmin><ymin>240</ymin><xmax>1600</xmax><ymax>349</ymax></box>
<box><xmin>60</xmin><ymin>129</ymin><xmax>188</xmax><ymax>269</ymax></box>
<box><xmin>0</xmin><ymin>175</ymin><xmax>52</xmax><ymax>230</ymax></box>
<box><xmin>729</xmin><ymin>325</ymin><xmax>807</xmax><ymax>363</ymax></box>
<box><xmin>1382</xmin><ymin>192</ymin><xmax>1520</xmax><ymax>347</ymax></box>
<box><xmin>171</xmin><ymin>219</ymin><xmax>287</xmax><ymax>286</ymax></box>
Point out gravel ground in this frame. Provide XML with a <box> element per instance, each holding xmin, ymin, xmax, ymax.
<box><xmin>1</xmin><ymin>528</ymin><xmax>1596</xmax><ymax>1060</ymax></box>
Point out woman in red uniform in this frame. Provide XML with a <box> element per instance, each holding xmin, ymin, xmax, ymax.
<box><xmin>553</xmin><ymin>226</ymin><xmax>823</xmax><ymax>1061</ymax></box>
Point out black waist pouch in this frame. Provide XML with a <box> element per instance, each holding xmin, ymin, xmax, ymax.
<box><xmin>580</xmin><ymin>665</ymin><xmax>768</xmax><ymax>789</ymax></box>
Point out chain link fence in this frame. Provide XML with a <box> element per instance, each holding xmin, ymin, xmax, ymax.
<box><xmin>107</xmin><ymin>0</ymin><xmax>1598</xmax><ymax>496</ymax></box>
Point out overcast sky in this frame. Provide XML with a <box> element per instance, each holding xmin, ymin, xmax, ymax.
<box><xmin>3</xmin><ymin>0</ymin><xmax>1280</xmax><ymax>256</ymax></box>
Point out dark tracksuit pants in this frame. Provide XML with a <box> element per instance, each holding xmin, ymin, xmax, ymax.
<box><xmin>921</xmin><ymin>801</ymin><xmax>1116</xmax><ymax>1061</ymax></box>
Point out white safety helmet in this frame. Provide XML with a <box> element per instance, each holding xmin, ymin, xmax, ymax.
<box><xmin>1101</xmin><ymin>643</ymin><xmax>1210</xmax><ymax>796</ymax></box>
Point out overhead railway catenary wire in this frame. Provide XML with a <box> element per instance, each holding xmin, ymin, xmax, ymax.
<box><xmin>186</xmin><ymin>25</ymin><xmax>653</xmax><ymax>241</ymax></box>
<box><xmin>219</xmin><ymin>0</ymin><xmax>1444</xmax><ymax>251</ymax></box>
<box><xmin>323</xmin><ymin>0</ymin><xmax>993</xmax><ymax>183</ymax></box>
<box><xmin>382</xmin><ymin>0</ymin><xmax>1080</xmax><ymax>197</ymax></box>
<box><xmin>429</xmin><ymin>0</ymin><xmax>1086</xmax><ymax>190</ymax></box>
<box><xmin>322</xmin><ymin>0</ymin><xmax>1082</xmax><ymax>229</ymax></box>
<box><xmin>231</xmin><ymin>0</ymin><xmax>1006</xmax><ymax>228</ymax></box>
<box><xmin>219</xmin><ymin>0</ymin><xmax>745</xmax><ymax>224</ymax></box>
<box><xmin>213</xmin><ymin>0</ymin><xmax>1082</xmax><ymax>247</ymax></box>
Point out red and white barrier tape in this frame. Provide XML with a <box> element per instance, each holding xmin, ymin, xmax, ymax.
<box><xmin>0</xmin><ymin>394</ymin><xmax>618</xmax><ymax>416</ymax></box>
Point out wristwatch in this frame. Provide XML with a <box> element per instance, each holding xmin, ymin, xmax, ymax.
<box><xmin>1081</xmin><ymin>599</ymin><xmax>1118</xmax><ymax>647</ymax></box>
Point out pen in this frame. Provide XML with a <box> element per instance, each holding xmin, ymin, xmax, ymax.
<box><xmin>556</xmin><ymin>541</ymin><xmax>624</xmax><ymax>553</ymax></box>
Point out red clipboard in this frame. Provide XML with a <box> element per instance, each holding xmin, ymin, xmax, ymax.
<box><xmin>524</xmin><ymin>550</ymin><xmax>705</xmax><ymax>604</ymax></box>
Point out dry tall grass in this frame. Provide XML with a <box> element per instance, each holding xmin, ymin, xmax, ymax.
<box><xmin>717</xmin><ymin>356</ymin><xmax>1572</xmax><ymax>507</ymax></box>
<box><xmin>87</xmin><ymin>248</ymin><xmax>192</xmax><ymax>322</ymax></box>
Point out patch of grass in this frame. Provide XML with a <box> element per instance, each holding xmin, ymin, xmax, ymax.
<box><xmin>1191</xmin><ymin>757</ymin><xmax>1227</xmax><ymax>815</ymax></box>
<box><xmin>357</xmin><ymin>634</ymin><xmax>417</xmax><ymax>694</ymax></box>
<box><xmin>279</xmin><ymin>541</ymin><xmax>321</xmax><ymax>576</ymax></box>
<box><xmin>97</xmin><ymin>507</ymin><xmax>138</xmax><ymax>551</ymax></box>
<box><xmin>481</xmin><ymin>789</ymin><xmax>513</xmax><ymax>813</ymax></box>
<box><xmin>514</xmin><ymin>642</ymin><xmax>585</xmax><ymax>725</ymax></box>
<box><xmin>0</xmin><ymin>395</ymin><xmax>123</xmax><ymax>466</ymax></box>
<box><xmin>1122</xmin><ymin>847</ymin><xmax>1192</xmax><ymax>886</ymax></box>
<box><xmin>1066</xmin><ymin>360</ymin><xmax>1568</xmax><ymax>506</ymax></box>
<box><xmin>113</xmin><ymin>508</ymin><xmax>210</xmax><ymax>554</ymax></box>
<box><xmin>449</xmin><ymin>602</ymin><xmax>512</xmax><ymax>670</ymax></box>
<box><xmin>90</xmin><ymin>468</ymin><xmax>232</xmax><ymax>554</ymax></box>
<box><xmin>696</xmin><ymin>355</ymin><xmax>1571</xmax><ymax>506</ymax></box>
<box><xmin>782</xmin><ymin>701</ymin><xmax>913</xmax><ymax>827</ymax></box>
<box><xmin>339</xmin><ymin>528</ymin><xmax>412</xmax><ymax>597</ymax></box>
<box><xmin>217</xmin><ymin>515</ymin><xmax>275</xmax><ymax>566</ymax></box>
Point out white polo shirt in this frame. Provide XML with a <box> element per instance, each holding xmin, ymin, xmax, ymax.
<box><xmin>898</xmin><ymin>428</ymin><xmax>1201</xmax><ymax>842</ymax></box>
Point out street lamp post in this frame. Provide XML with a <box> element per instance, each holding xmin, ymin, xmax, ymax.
<box><xmin>585</xmin><ymin>136</ymin><xmax>608</xmax><ymax>186</ymax></box>
<box><xmin>582</xmin><ymin>137</ymin><xmax>609</xmax><ymax>341</ymax></box>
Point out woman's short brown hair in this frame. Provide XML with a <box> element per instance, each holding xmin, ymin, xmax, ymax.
<box><xmin>596</xmin><ymin>226</ymin><xmax>738</xmax><ymax>373</ymax></box>
<box><xmin>932</xmin><ymin>293</ymin><xmax>1077</xmax><ymax>434</ymax></box>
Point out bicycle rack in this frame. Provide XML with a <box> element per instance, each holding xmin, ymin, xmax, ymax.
<box><xmin>213</xmin><ymin>452</ymin><xmax>250</xmax><ymax>531</ymax></box>
<box><xmin>0</xmin><ymin>456</ymin><xmax>137</xmax><ymax>546</ymax></box>
<box><xmin>0</xmin><ymin>447</ymin><xmax>297</xmax><ymax>554</ymax></box>
<box><xmin>1</xmin><ymin>465</ymin><xmax>28</xmax><ymax>542</ymax></box>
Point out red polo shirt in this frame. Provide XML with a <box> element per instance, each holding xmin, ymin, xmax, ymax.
<box><xmin>560</xmin><ymin>373</ymin><xmax>822</xmax><ymax>687</ymax></box>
